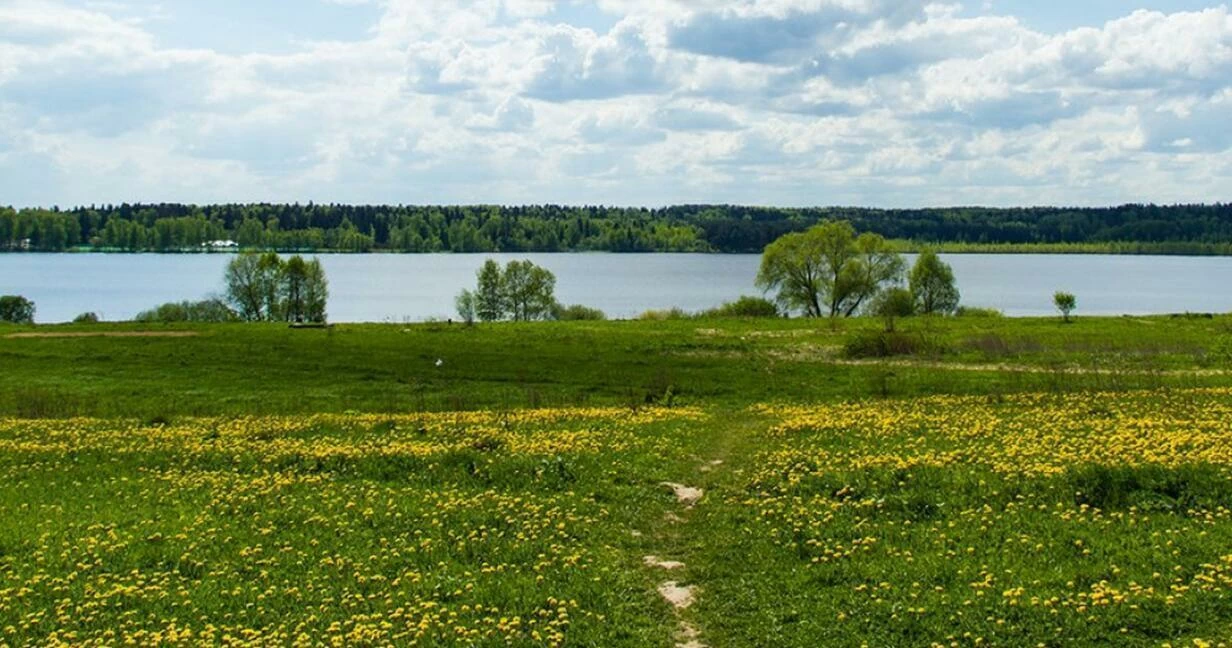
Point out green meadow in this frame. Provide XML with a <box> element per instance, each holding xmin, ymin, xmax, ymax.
<box><xmin>3</xmin><ymin>315</ymin><xmax>1232</xmax><ymax>646</ymax></box>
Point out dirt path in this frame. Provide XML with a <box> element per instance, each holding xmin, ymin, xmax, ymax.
<box><xmin>640</xmin><ymin>411</ymin><xmax>770</xmax><ymax>648</ymax></box>
<box><xmin>4</xmin><ymin>331</ymin><xmax>201</xmax><ymax>339</ymax></box>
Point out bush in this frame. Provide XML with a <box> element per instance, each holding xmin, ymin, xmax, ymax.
<box><xmin>1054</xmin><ymin>291</ymin><xmax>1077</xmax><ymax>323</ymax></box>
<box><xmin>699</xmin><ymin>296</ymin><xmax>781</xmax><ymax>318</ymax></box>
<box><xmin>638</xmin><ymin>307</ymin><xmax>691</xmax><ymax>321</ymax></box>
<box><xmin>553</xmin><ymin>304</ymin><xmax>606</xmax><ymax>321</ymax></box>
<box><xmin>134</xmin><ymin>299</ymin><xmax>238</xmax><ymax>323</ymax></box>
<box><xmin>0</xmin><ymin>295</ymin><xmax>35</xmax><ymax>324</ymax></box>
<box><xmin>868</xmin><ymin>288</ymin><xmax>915</xmax><ymax>331</ymax></box>
<box><xmin>455</xmin><ymin>290</ymin><xmax>477</xmax><ymax>325</ymax></box>
<box><xmin>73</xmin><ymin>312</ymin><xmax>101</xmax><ymax>324</ymax></box>
<box><xmin>956</xmin><ymin>306</ymin><xmax>1004</xmax><ymax>318</ymax></box>
<box><xmin>844</xmin><ymin>330</ymin><xmax>943</xmax><ymax>359</ymax></box>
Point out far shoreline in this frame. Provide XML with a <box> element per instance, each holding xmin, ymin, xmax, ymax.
<box><xmin>4</xmin><ymin>244</ymin><xmax>1232</xmax><ymax>257</ymax></box>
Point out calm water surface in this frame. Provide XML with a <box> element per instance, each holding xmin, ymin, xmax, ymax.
<box><xmin>2</xmin><ymin>253</ymin><xmax>1231</xmax><ymax>323</ymax></box>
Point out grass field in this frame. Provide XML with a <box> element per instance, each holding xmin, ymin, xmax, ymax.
<box><xmin>3</xmin><ymin>315</ymin><xmax>1232</xmax><ymax>646</ymax></box>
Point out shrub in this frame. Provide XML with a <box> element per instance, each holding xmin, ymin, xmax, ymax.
<box><xmin>0</xmin><ymin>295</ymin><xmax>35</xmax><ymax>324</ymax></box>
<box><xmin>134</xmin><ymin>298</ymin><xmax>238</xmax><ymax>323</ymax></box>
<box><xmin>73</xmin><ymin>312</ymin><xmax>101</xmax><ymax>324</ymax></box>
<box><xmin>956</xmin><ymin>306</ymin><xmax>1004</xmax><ymax>318</ymax></box>
<box><xmin>868</xmin><ymin>288</ymin><xmax>915</xmax><ymax>332</ymax></box>
<box><xmin>844</xmin><ymin>330</ymin><xmax>942</xmax><ymax>359</ymax></box>
<box><xmin>455</xmin><ymin>290</ymin><xmax>477</xmax><ymax>325</ymax></box>
<box><xmin>553</xmin><ymin>304</ymin><xmax>606</xmax><ymax>321</ymax></box>
<box><xmin>638</xmin><ymin>307</ymin><xmax>691</xmax><ymax>321</ymax></box>
<box><xmin>699</xmin><ymin>296</ymin><xmax>780</xmax><ymax>318</ymax></box>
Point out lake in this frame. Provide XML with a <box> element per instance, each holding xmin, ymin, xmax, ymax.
<box><xmin>2</xmin><ymin>253</ymin><xmax>1231</xmax><ymax>323</ymax></box>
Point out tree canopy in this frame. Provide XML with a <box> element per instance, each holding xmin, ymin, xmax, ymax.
<box><xmin>1054</xmin><ymin>292</ymin><xmax>1077</xmax><ymax>323</ymax></box>
<box><xmin>757</xmin><ymin>222</ymin><xmax>905</xmax><ymax>318</ymax></box>
<box><xmin>460</xmin><ymin>259</ymin><xmax>558</xmax><ymax>322</ymax></box>
<box><xmin>910</xmin><ymin>249</ymin><xmax>961</xmax><ymax>315</ymax></box>
<box><xmin>224</xmin><ymin>253</ymin><xmax>328</xmax><ymax>323</ymax></box>
<box><xmin>0</xmin><ymin>296</ymin><xmax>35</xmax><ymax>324</ymax></box>
<box><xmin>3</xmin><ymin>202</ymin><xmax>1232</xmax><ymax>254</ymax></box>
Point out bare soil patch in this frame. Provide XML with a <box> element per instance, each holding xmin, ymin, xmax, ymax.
<box><xmin>661</xmin><ymin>482</ymin><xmax>705</xmax><ymax>507</ymax></box>
<box><xmin>676</xmin><ymin>622</ymin><xmax>706</xmax><ymax>648</ymax></box>
<box><xmin>658</xmin><ymin>582</ymin><xmax>697</xmax><ymax>610</ymax></box>
<box><xmin>644</xmin><ymin>555</ymin><xmax>686</xmax><ymax>570</ymax></box>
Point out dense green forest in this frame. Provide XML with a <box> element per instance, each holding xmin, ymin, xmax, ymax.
<box><xmin>1</xmin><ymin>202</ymin><xmax>1230</xmax><ymax>254</ymax></box>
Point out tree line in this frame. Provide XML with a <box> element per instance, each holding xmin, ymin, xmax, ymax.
<box><xmin>3</xmin><ymin>202</ymin><xmax>1232</xmax><ymax>254</ymax></box>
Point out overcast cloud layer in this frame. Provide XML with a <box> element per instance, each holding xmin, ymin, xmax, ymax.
<box><xmin>1</xmin><ymin>0</ymin><xmax>1230</xmax><ymax>208</ymax></box>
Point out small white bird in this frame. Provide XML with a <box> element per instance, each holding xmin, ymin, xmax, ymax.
<box><xmin>435</xmin><ymin>359</ymin><xmax>444</xmax><ymax>367</ymax></box>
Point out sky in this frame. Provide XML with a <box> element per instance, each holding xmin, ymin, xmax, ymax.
<box><xmin>0</xmin><ymin>1</ymin><xmax>1230</xmax><ymax>208</ymax></box>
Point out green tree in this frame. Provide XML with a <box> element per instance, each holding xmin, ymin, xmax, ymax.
<box><xmin>283</xmin><ymin>256</ymin><xmax>312</xmax><ymax>322</ymax></box>
<box><xmin>756</xmin><ymin>225</ymin><xmax>832</xmax><ymax>317</ymax></box>
<box><xmin>257</xmin><ymin>253</ymin><xmax>286</xmax><ymax>321</ymax></box>
<box><xmin>0</xmin><ymin>295</ymin><xmax>35</xmax><ymax>324</ymax></box>
<box><xmin>225</xmin><ymin>253</ymin><xmax>266</xmax><ymax>320</ymax></box>
<box><xmin>302</xmin><ymin>258</ymin><xmax>328</xmax><ymax>323</ymax></box>
<box><xmin>475</xmin><ymin>259</ymin><xmax>505</xmax><ymax>322</ymax></box>
<box><xmin>909</xmin><ymin>249</ymin><xmax>961</xmax><ymax>315</ymax></box>
<box><xmin>502</xmin><ymin>260</ymin><xmax>557</xmax><ymax>321</ymax></box>
<box><xmin>757</xmin><ymin>221</ymin><xmax>904</xmax><ymax>318</ymax></box>
<box><xmin>455</xmin><ymin>289</ymin><xmax>477</xmax><ymax>325</ymax></box>
<box><xmin>225</xmin><ymin>253</ymin><xmax>285</xmax><ymax>321</ymax></box>
<box><xmin>837</xmin><ymin>233</ymin><xmax>906</xmax><ymax>316</ymax></box>
<box><xmin>1054</xmin><ymin>291</ymin><xmax>1077</xmax><ymax>323</ymax></box>
<box><xmin>235</xmin><ymin>218</ymin><xmax>267</xmax><ymax>249</ymax></box>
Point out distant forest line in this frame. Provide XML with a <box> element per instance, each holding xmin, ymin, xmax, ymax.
<box><xmin>2</xmin><ymin>203</ymin><xmax>1232</xmax><ymax>255</ymax></box>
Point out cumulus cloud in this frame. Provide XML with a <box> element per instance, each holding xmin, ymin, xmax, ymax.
<box><xmin>0</xmin><ymin>0</ymin><xmax>1230</xmax><ymax>207</ymax></box>
<box><xmin>523</xmin><ymin>23</ymin><xmax>671</xmax><ymax>101</ymax></box>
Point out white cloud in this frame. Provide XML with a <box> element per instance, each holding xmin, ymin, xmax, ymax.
<box><xmin>0</xmin><ymin>0</ymin><xmax>1230</xmax><ymax>207</ymax></box>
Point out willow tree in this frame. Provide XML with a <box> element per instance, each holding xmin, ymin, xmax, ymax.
<box><xmin>838</xmin><ymin>232</ymin><xmax>906</xmax><ymax>316</ymax></box>
<box><xmin>757</xmin><ymin>221</ymin><xmax>904</xmax><ymax>318</ymax></box>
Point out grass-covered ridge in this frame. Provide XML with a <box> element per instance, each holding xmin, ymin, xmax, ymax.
<box><xmin>3</xmin><ymin>316</ymin><xmax>1232</xmax><ymax>646</ymax></box>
